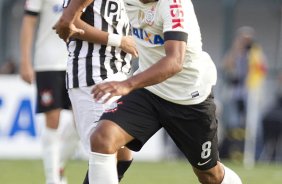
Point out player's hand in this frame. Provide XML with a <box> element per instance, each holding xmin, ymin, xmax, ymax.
<box><xmin>19</xmin><ymin>60</ymin><xmax>34</xmax><ymax>84</ymax></box>
<box><xmin>91</xmin><ymin>81</ymin><xmax>133</xmax><ymax>104</ymax></box>
<box><xmin>120</xmin><ymin>36</ymin><xmax>138</xmax><ymax>58</ymax></box>
<box><xmin>53</xmin><ymin>16</ymin><xmax>85</xmax><ymax>42</ymax></box>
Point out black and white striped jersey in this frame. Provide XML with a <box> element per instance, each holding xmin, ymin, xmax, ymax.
<box><xmin>64</xmin><ymin>0</ymin><xmax>132</xmax><ymax>89</ymax></box>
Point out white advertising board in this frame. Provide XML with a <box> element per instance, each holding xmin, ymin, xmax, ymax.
<box><xmin>0</xmin><ymin>75</ymin><xmax>165</xmax><ymax>160</ymax></box>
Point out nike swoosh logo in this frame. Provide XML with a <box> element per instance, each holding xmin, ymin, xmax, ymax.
<box><xmin>197</xmin><ymin>159</ymin><xmax>212</xmax><ymax>166</ymax></box>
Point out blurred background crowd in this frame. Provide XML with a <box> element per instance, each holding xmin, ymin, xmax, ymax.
<box><xmin>1</xmin><ymin>0</ymin><xmax>282</xmax><ymax>167</ymax></box>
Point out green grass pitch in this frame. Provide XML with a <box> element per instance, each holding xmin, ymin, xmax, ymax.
<box><xmin>0</xmin><ymin>159</ymin><xmax>281</xmax><ymax>184</ymax></box>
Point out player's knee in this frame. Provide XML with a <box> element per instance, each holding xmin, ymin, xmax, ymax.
<box><xmin>90</xmin><ymin>121</ymin><xmax>119</xmax><ymax>154</ymax></box>
<box><xmin>90</xmin><ymin>131</ymin><xmax>114</xmax><ymax>153</ymax></box>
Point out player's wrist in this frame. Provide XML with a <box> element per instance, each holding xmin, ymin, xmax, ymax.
<box><xmin>107</xmin><ymin>33</ymin><xmax>122</xmax><ymax>47</ymax></box>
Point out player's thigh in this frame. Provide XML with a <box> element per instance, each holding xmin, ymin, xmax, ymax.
<box><xmin>68</xmin><ymin>86</ymin><xmax>109</xmax><ymax>152</ymax></box>
<box><xmin>100</xmin><ymin>88</ymin><xmax>162</xmax><ymax>152</ymax></box>
<box><xmin>163</xmin><ymin>94</ymin><xmax>219</xmax><ymax>170</ymax></box>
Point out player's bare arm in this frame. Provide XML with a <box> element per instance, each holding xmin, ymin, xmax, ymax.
<box><xmin>19</xmin><ymin>15</ymin><xmax>38</xmax><ymax>84</ymax></box>
<box><xmin>91</xmin><ymin>39</ymin><xmax>186</xmax><ymax>103</ymax></box>
<box><xmin>53</xmin><ymin>0</ymin><xmax>93</xmax><ymax>42</ymax></box>
<box><xmin>127</xmin><ymin>40</ymin><xmax>186</xmax><ymax>88</ymax></box>
<box><xmin>72</xmin><ymin>14</ymin><xmax>138</xmax><ymax>57</ymax></box>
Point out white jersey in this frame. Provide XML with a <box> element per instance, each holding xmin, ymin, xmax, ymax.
<box><xmin>125</xmin><ymin>0</ymin><xmax>217</xmax><ymax>105</ymax></box>
<box><xmin>24</xmin><ymin>0</ymin><xmax>68</xmax><ymax>71</ymax></box>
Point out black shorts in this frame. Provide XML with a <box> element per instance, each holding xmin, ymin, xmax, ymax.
<box><xmin>100</xmin><ymin>88</ymin><xmax>219</xmax><ymax>170</ymax></box>
<box><xmin>36</xmin><ymin>71</ymin><xmax>71</xmax><ymax>113</ymax></box>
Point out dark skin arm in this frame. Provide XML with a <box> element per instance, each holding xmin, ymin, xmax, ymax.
<box><xmin>53</xmin><ymin>0</ymin><xmax>94</xmax><ymax>42</ymax></box>
<box><xmin>72</xmin><ymin>13</ymin><xmax>138</xmax><ymax>57</ymax></box>
<box><xmin>53</xmin><ymin>0</ymin><xmax>158</xmax><ymax>42</ymax></box>
<box><xmin>72</xmin><ymin>12</ymin><xmax>109</xmax><ymax>44</ymax></box>
<box><xmin>91</xmin><ymin>39</ymin><xmax>186</xmax><ymax>103</ymax></box>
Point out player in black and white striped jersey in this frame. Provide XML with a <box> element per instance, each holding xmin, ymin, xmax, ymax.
<box><xmin>63</xmin><ymin>0</ymin><xmax>133</xmax><ymax>89</ymax></box>
<box><xmin>57</xmin><ymin>0</ymin><xmax>138</xmax><ymax>183</ymax></box>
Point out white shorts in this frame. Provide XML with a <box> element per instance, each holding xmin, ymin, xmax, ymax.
<box><xmin>68</xmin><ymin>86</ymin><xmax>111</xmax><ymax>152</ymax></box>
<box><xmin>68</xmin><ymin>73</ymin><xmax>128</xmax><ymax>152</ymax></box>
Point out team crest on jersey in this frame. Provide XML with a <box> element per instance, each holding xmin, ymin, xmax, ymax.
<box><xmin>138</xmin><ymin>5</ymin><xmax>156</xmax><ymax>26</ymax></box>
<box><xmin>40</xmin><ymin>90</ymin><xmax>54</xmax><ymax>107</ymax></box>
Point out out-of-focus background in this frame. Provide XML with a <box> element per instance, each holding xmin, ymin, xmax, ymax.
<box><xmin>1</xmin><ymin>0</ymin><xmax>282</xmax><ymax>183</ymax></box>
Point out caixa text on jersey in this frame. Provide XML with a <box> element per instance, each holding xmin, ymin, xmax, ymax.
<box><xmin>132</xmin><ymin>27</ymin><xmax>164</xmax><ymax>45</ymax></box>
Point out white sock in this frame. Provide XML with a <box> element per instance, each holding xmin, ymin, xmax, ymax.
<box><xmin>41</xmin><ymin>127</ymin><xmax>60</xmax><ymax>184</ymax></box>
<box><xmin>221</xmin><ymin>164</ymin><xmax>243</xmax><ymax>184</ymax></box>
<box><xmin>89</xmin><ymin>152</ymin><xmax>118</xmax><ymax>184</ymax></box>
<box><xmin>59</xmin><ymin>121</ymin><xmax>79</xmax><ymax>170</ymax></box>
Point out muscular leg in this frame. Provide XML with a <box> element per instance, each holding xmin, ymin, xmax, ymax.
<box><xmin>193</xmin><ymin>161</ymin><xmax>242</xmax><ymax>184</ymax></box>
<box><xmin>88</xmin><ymin>120</ymin><xmax>134</xmax><ymax>184</ymax></box>
<box><xmin>116</xmin><ymin>147</ymin><xmax>133</xmax><ymax>181</ymax></box>
<box><xmin>193</xmin><ymin>161</ymin><xmax>224</xmax><ymax>184</ymax></box>
<box><xmin>82</xmin><ymin>144</ymin><xmax>133</xmax><ymax>184</ymax></box>
<box><xmin>91</xmin><ymin>120</ymin><xmax>133</xmax><ymax>153</ymax></box>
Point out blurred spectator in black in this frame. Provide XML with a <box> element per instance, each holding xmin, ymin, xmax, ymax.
<box><xmin>259</xmin><ymin>71</ymin><xmax>282</xmax><ymax>163</ymax></box>
<box><xmin>220</xmin><ymin>26</ymin><xmax>267</xmax><ymax>160</ymax></box>
<box><xmin>0</xmin><ymin>58</ymin><xmax>17</xmax><ymax>74</ymax></box>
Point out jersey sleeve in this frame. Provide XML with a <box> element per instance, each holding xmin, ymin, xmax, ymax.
<box><xmin>24</xmin><ymin>0</ymin><xmax>42</xmax><ymax>15</ymax></box>
<box><xmin>160</xmin><ymin>0</ymin><xmax>188</xmax><ymax>42</ymax></box>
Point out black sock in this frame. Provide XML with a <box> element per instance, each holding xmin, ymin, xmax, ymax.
<box><xmin>82</xmin><ymin>169</ymin><xmax>89</xmax><ymax>184</ymax></box>
<box><xmin>117</xmin><ymin>160</ymin><xmax>133</xmax><ymax>182</ymax></box>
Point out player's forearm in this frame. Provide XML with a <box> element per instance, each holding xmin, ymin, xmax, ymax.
<box><xmin>73</xmin><ymin>18</ymin><xmax>109</xmax><ymax>45</ymax></box>
<box><xmin>73</xmin><ymin>15</ymin><xmax>131</xmax><ymax>50</ymax></box>
<box><xmin>126</xmin><ymin>40</ymin><xmax>185</xmax><ymax>90</ymax></box>
<box><xmin>20</xmin><ymin>15</ymin><xmax>37</xmax><ymax>63</ymax></box>
<box><xmin>126</xmin><ymin>55</ymin><xmax>183</xmax><ymax>90</ymax></box>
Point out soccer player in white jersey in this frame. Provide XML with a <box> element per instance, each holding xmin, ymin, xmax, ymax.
<box><xmin>19</xmin><ymin>0</ymin><xmax>79</xmax><ymax>184</ymax></box>
<box><xmin>54</xmin><ymin>0</ymin><xmax>243</xmax><ymax>183</ymax></box>
<box><xmin>53</xmin><ymin>0</ymin><xmax>138</xmax><ymax>183</ymax></box>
